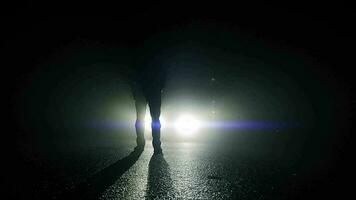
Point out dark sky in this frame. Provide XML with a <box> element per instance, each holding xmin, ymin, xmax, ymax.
<box><xmin>3</xmin><ymin>1</ymin><xmax>354</xmax><ymax>83</ymax></box>
<box><xmin>5</xmin><ymin>2</ymin><xmax>354</xmax><ymax>116</ymax></box>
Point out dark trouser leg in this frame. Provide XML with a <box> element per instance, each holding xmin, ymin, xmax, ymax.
<box><xmin>133</xmin><ymin>86</ymin><xmax>147</xmax><ymax>147</ymax></box>
<box><xmin>147</xmin><ymin>89</ymin><xmax>162</xmax><ymax>151</ymax></box>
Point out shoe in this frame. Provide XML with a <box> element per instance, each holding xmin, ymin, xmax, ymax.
<box><xmin>134</xmin><ymin>138</ymin><xmax>145</xmax><ymax>152</ymax></box>
<box><xmin>153</xmin><ymin>147</ymin><xmax>163</xmax><ymax>155</ymax></box>
<box><xmin>136</xmin><ymin>136</ymin><xmax>145</xmax><ymax>147</ymax></box>
<box><xmin>134</xmin><ymin>146</ymin><xmax>145</xmax><ymax>151</ymax></box>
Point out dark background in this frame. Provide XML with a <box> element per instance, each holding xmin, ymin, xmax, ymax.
<box><xmin>2</xmin><ymin>1</ymin><xmax>355</xmax><ymax>199</ymax></box>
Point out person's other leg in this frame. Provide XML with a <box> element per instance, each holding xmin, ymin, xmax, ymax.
<box><xmin>133</xmin><ymin>84</ymin><xmax>147</xmax><ymax>148</ymax></box>
<box><xmin>147</xmin><ymin>88</ymin><xmax>163</xmax><ymax>154</ymax></box>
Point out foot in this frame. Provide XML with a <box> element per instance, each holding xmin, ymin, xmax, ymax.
<box><xmin>134</xmin><ymin>145</ymin><xmax>144</xmax><ymax>152</ymax></box>
<box><xmin>135</xmin><ymin>138</ymin><xmax>145</xmax><ymax>151</ymax></box>
<box><xmin>153</xmin><ymin>147</ymin><xmax>163</xmax><ymax>155</ymax></box>
<box><xmin>136</xmin><ymin>136</ymin><xmax>145</xmax><ymax>146</ymax></box>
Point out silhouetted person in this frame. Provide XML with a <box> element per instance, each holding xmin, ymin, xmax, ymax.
<box><xmin>130</xmin><ymin>43</ymin><xmax>168</xmax><ymax>154</ymax></box>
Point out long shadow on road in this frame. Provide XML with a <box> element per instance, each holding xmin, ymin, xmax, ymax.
<box><xmin>60</xmin><ymin>148</ymin><xmax>143</xmax><ymax>200</ymax></box>
<box><xmin>146</xmin><ymin>154</ymin><xmax>174</xmax><ymax>199</ymax></box>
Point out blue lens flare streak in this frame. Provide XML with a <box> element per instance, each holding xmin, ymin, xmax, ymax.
<box><xmin>88</xmin><ymin>119</ymin><xmax>294</xmax><ymax>130</ymax></box>
<box><xmin>205</xmin><ymin>120</ymin><xmax>293</xmax><ymax>130</ymax></box>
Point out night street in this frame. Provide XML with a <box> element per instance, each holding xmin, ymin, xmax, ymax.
<box><xmin>4</xmin><ymin>1</ymin><xmax>354</xmax><ymax>199</ymax></box>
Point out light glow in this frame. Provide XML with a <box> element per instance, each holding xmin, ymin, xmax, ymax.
<box><xmin>174</xmin><ymin>114</ymin><xmax>201</xmax><ymax>136</ymax></box>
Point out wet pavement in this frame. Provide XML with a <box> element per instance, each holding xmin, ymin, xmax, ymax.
<box><xmin>12</xmin><ymin>137</ymin><xmax>337</xmax><ymax>200</ymax></box>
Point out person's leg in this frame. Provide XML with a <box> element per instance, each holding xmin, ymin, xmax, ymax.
<box><xmin>133</xmin><ymin>83</ymin><xmax>147</xmax><ymax>148</ymax></box>
<box><xmin>147</xmin><ymin>88</ymin><xmax>163</xmax><ymax>154</ymax></box>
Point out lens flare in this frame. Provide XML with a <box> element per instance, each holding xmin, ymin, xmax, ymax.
<box><xmin>144</xmin><ymin>114</ymin><xmax>166</xmax><ymax>132</ymax></box>
<box><xmin>175</xmin><ymin>114</ymin><xmax>201</xmax><ymax>135</ymax></box>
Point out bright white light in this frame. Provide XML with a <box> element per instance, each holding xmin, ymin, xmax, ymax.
<box><xmin>142</xmin><ymin>112</ymin><xmax>202</xmax><ymax>136</ymax></box>
<box><xmin>144</xmin><ymin>114</ymin><xmax>151</xmax><ymax>131</ymax></box>
<box><xmin>175</xmin><ymin>114</ymin><xmax>201</xmax><ymax>135</ymax></box>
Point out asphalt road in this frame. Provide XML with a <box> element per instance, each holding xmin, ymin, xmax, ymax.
<box><xmin>11</xmin><ymin>134</ymin><xmax>340</xmax><ymax>200</ymax></box>
<box><xmin>94</xmin><ymin>141</ymin><xmax>293</xmax><ymax>200</ymax></box>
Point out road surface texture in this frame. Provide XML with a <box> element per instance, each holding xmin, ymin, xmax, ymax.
<box><xmin>11</xmin><ymin>132</ymin><xmax>343</xmax><ymax>200</ymax></box>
